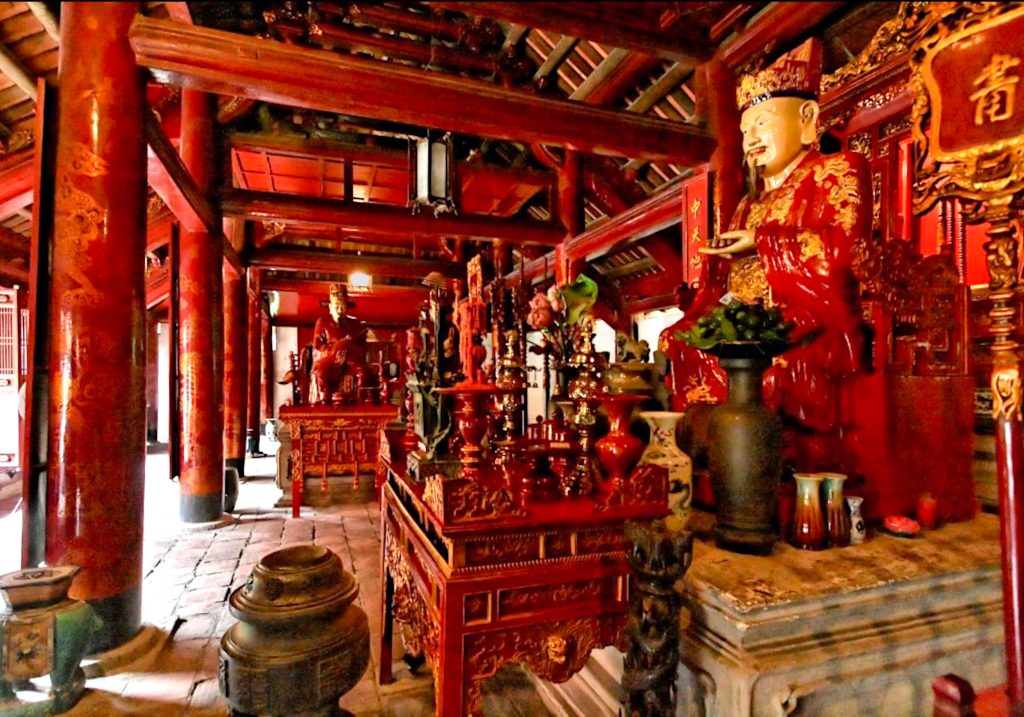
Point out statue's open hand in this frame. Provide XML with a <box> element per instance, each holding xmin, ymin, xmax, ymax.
<box><xmin>699</xmin><ymin>229</ymin><xmax>755</xmax><ymax>256</ymax></box>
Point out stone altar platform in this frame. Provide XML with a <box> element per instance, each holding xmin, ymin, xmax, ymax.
<box><xmin>680</xmin><ymin>511</ymin><xmax>1005</xmax><ymax>716</ymax></box>
<box><xmin>536</xmin><ymin>511</ymin><xmax>1005</xmax><ymax>717</ymax></box>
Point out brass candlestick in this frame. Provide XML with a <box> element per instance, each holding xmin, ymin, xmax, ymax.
<box><xmin>564</xmin><ymin>326</ymin><xmax>604</xmax><ymax>497</ymax></box>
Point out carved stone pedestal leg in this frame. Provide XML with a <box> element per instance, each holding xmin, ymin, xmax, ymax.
<box><xmin>623</xmin><ymin>520</ymin><xmax>693</xmax><ymax>717</ymax></box>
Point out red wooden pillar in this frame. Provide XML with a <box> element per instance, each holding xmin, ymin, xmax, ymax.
<box><xmin>262</xmin><ymin>308</ymin><xmax>273</xmax><ymax>422</ymax></box>
<box><xmin>145</xmin><ymin>309</ymin><xmax>159</xmax><ymax>442</ymax></box>
<box><xmin>246</xmin><ymin>270</ymin><xmax>261</xmax><ymax>455</ymax></box>
<box><xmin>47</xmin><ymin>2</ymin><xmax>146</xmax><ymax>652</ymax></box>
<box><xmin>556</xmin><ymin>150</ymin><xmax>585</xmax><ymax>283</ymax></box>
<box><xmin>177</xmin><ymin>88</ymin><xmax>224</xmax><ymax>522</ymax></box>
<box><xmin>223</xmin><ymin>258</ymin><xmax>247</xmax><ymax>503</ymax></box>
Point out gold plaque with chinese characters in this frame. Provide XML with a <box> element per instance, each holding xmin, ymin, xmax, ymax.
<box><xmin>911</xmin><ymin>3</ymin><xmax>1024</xmax><ymax>210</ymax></box>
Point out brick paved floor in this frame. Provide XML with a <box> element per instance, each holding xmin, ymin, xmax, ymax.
<box><xmin>20</xmin><ymin>441</ymin><xmax>550</xmax><ymax>716</ymax></box>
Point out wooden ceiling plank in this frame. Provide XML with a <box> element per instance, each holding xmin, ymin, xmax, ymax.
<box><xmin>25</xmin><ymin>2</ymin><xmax>59</xmax><ymax>42</ymax></box>
<box><xmin>222</xmin><ymin>189</ymin><xmax>565</xmax><ymax>246</ymax></box>
<box><xmin>129</xmin><ymin>17</ymin><xmax>715</xmax><ymax>165</ymax></box>
<box><xmin>228</xmin><ymin>132</ymin><xmax>552</xmax><ymax>191</ymax></box>
<box><xmin>428</xmin><ymin>2</ymin><xmax>712</xmax><ymax>64</ymax></box>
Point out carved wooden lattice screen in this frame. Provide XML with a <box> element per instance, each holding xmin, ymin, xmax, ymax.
<box><xmin>0</xmin><ymin>288</ymin><xmax>19</xmax><ymax>470</ymax></box>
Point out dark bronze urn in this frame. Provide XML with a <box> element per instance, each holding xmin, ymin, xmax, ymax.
<box><xmin>219</xmin><ymin>545</ymin><xmax>369</xmax><ymax>717</ymax></box>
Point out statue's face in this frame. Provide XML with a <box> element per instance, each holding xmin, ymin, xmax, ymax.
<box><xmin>740</xmin><ymin>97</ymin><xmax>818</xmax><ymax>180</ymax></box>
<box><xmin>329</xmin><ymin>295</ymin><xmax>347</xmax><ymax>321</ymax></box>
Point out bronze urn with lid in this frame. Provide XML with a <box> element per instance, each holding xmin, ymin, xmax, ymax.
<box><xmin>219</xmin><ymin>545</ymin><xmax>369</xmax><ymax>716</ymax></box>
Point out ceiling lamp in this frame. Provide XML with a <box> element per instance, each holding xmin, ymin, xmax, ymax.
<box><xmin>410</xmin><ymin>130</ymin><xmax>455</xmax><ymax>216</ymax></box>
<box><xmin>348</xmin><ymin>271</ymin><xmax>372</xmax><ymax>292</ymax></box>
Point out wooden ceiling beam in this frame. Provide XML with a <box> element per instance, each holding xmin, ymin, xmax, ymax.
<box><xmin>144</xmin><ymin>110</ymin><xmax>243</xmax><ymax>277</ymax></box>
<box><xmin>427</xmin><ymin>2</ymin><xmax>712</xmax><ymax>64</ymax></box>
<box><xmin>720</xmin><ymin>1</ymin><xmax>847</xmax><ymax>69</ymax></box>
<box><xmin>222</xmin><ymin>189</ymin><xmax>566</xmax><ymax>246</ymax></box>
<box><xmin>26</xmin><ymin>3</ymin><xmax>60</xmax><ymax>42</ymax></box>
<box><xmin>0</xmin><ymin>41</ymin><xmax>38</xmax><ymax>101</ymax></box>
<box><xmin>533</xmin><ymin>35</ymin><xmax>578</xmax><ymax>81</ymax></box>
<box><xmin>260</xmin><ymin>274</ymin><xmax>429</xmax><ymax>298</ymax></box>
<box><xmin>249</xmin><ymin>247</ymin><xmax>459</xmax><ymax>279</ymax></box>
<box><xmin>627</xmin><ymin>62</ymin><xmax>693</xmax><ymax>115</ymax></box>
<box><xmin>0</xmin><ymin>149</ymin><xmax>33</xmax><ymax>218</ymax></box>
<box><xmin>129</xmin><ymin>17</ymin><xmax>715</xmax><ymax>164</ymax></box>
<box><xmin>0</xmin><ymin>262</ymin><xmax>29</xmax><ymax>286</ymax></box>
<box><xmin>506</xmin><ymin>182</ymin><xmax>682</xmax><ymax>284</ymax></box>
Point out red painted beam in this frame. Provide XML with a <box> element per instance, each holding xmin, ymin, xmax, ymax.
<box><xmin>144</xmin><ymin>110</ymin><xmax>243</xmax><ymax>277</ymax></box>
<box><xmin>0</xmin><ymin>262</ymin><xmax>28</xmax><ymax>285</ymax></box>
<box><xmin>427</xmin><ymin>2</ymin><xmax>712</xmax><ymax>64</ymax></box>
<box><xmin>260</xmin><ymin>275</ymin><xmax>429</xmax><ymax>297</ymax></box>
<box><xmin>129</xmin><ymin>17</ymin><xmax>715</xmax><ymax>164</ymax></box>
<box><xmin>146</xmin><ymin>271</ymin><xmax>169</xmax><ymax>309</ymax></box>
<box><xmin>719</xmin><ymin>2</ymin><xmax>847</xmax><ymax>69</ymax></box>
<box><xmin>222</xmin><ymin>189</ymin><xmax>565</xmax><ymax>246</ymax></box>
<box><xmin>506</xmin><ymin>183</ymin><xmax>683</xmax><ymax>284</ymax></box>
<box><xmin>0</xmin><ymin>149</ymin><xmax>34</xmax><ymax>218</ymax></box>
<box><xmin>248</xmin><ymin>246</ymin><xmax>459</xmax><ymax>279</ymax></box>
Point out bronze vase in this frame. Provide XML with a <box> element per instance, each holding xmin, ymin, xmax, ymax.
<box><xmin>708</xmin><ymin>352</ymin><xmax>783</xmax><ymax>555</ymax></box>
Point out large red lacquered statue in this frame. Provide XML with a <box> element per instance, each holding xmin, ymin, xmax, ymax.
<box><xmin>664</xmin><ymin>40</ymin><xmax>871</xmax><ymax>471</ymax></box>
<box><xmin>309</xmin><ymin>283</ymin><xmax>378</xmax><ymax>405</ymax></box>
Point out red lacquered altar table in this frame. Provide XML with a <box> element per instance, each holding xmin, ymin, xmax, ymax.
<box><xmin>378</xmin><ymin>455</ymin><xmax>667</xmax><ymax>716</ymax></box>
<box><xmin>279</xmin><ymin>405</ymin><xmax>397</xmax><ymax>518</ymax></box>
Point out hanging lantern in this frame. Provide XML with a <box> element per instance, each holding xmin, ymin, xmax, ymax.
<box><xmin>410</xmin><ymin>130</ymin><xmax>455</xmax><ymax>215</ymax></box>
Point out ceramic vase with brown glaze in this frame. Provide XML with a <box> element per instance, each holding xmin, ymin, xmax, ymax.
<box><xmin>822</xmin><ymin>472</ymin><xmax>851</xmax><ymax>547</ymax></box>
<box><xmin>792</xmin><ymin>472</ymin><xmax>827</xmax><ymax>550</ymax></box>
<box><xmin>708</xmin><ymin>353</ymin><xmax>782</xmax><ymax>555</ymax></box>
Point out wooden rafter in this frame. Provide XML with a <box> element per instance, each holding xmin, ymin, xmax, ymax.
<box><xmin>427</xmin><ymin>2</ymin><xmax>713</xmax><ymax>64</ymax></box>
<box><xmin>129</xmin><ymin>17</ymin><xmax>716</xmax><ymax>164</ymax></box>
<box><xmin>720</xmin><ymin>1</ymin><xmax>847</xmax><ymax>69</ymax></box>
<box><xmin>144</xmin><ymin>111</ymin><xmax>243</xmax><ymax>277</ymax></box>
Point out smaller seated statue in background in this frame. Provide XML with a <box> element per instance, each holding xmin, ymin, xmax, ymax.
<box><xmin>309</xmin><ymin>283</ymin><xmax>378</xmax><ymax>405</ymax></box>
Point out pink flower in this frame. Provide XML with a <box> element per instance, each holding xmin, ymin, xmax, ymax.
<box><xmin>546</xmin><ymin>285</ymin><xmax>565</xmax><ymax>313</ymax></box>
<box><xmin>527</xmin><ymin>292</ymin><xmax>554</xmax><ymax>330</ymax></box>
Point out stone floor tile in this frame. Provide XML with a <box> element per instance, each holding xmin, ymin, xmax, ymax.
<box><xmin>194</xmin><ymin>557</ymin><xmax>238</xmax><ymax>577</ymax></box>
<box><xmin>182</xmin><ymin>586</ymin><xmax>230</xmax><ymax>605</ymax></box>
<box><xmin>338</xmin><ymin>675</ymin><xmax>382</xmax><ymax>714</ymax></box>
<box><xmin>173</xmin><ymin>614</ymin><xmax>219</xmax><ymax>641</ymax></box>
<box><xmin>186</xmin><ymin>571</ymin><xmax>233</xmax><ymax>590</ymax></box>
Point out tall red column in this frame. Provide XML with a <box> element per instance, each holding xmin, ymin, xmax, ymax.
<box><xmin>223</xmin><ymin>260</ymin><xmax>247</xmax><ymax>507</ymax></box>
<box><xmin>246</xmin><ymin>271</ymin><xmax>262</xmax><ymax>455</ymax></box>
<box><xmin>47</xmin><ymin>2</ymin><xmax>146</xmax><ymax>652</ymax></box>
<box><xmin>177</xmin><ymin>88</ymin><xmax>224</xmax><ymax>522</ymax></box>
<box><xmin>262</xmin><ymin>309</ymin><xmax>273</xmax><ymax>423</ymax></box>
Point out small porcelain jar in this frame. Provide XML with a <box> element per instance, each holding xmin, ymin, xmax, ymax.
<box><xmin>847</xmin><ymin>496</ymin><xmax>867</xmax><ymax>545</ymax></box>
